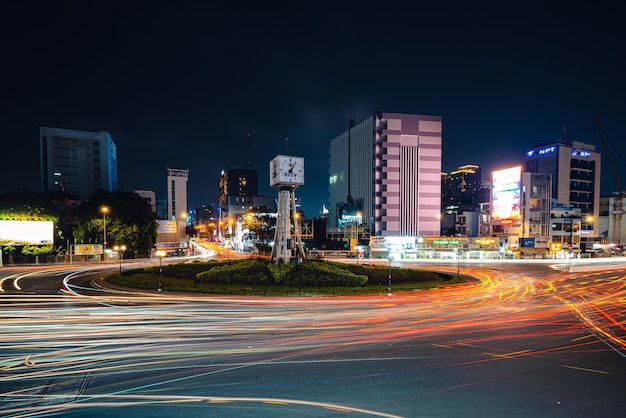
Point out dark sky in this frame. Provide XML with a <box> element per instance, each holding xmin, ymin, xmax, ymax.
<box><xmin>1</xmin><ymin>1</ymin><xmax>624</xmax><ymax>216</ymax></box>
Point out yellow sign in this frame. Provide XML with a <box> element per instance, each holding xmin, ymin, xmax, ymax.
<box><xmin>75</xmin><ymin>244</ymin><xmax>103</xmax><ymax>255</ymax></box>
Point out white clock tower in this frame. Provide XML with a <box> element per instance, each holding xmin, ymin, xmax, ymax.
<box><xmin>269</xmin><ymin>155</ymin><xmax>306</xmax><ymax>265</ymax></box>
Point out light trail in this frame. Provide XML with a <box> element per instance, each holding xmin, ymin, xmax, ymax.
<box><xmin>0</xmin><ymin>263</ymin><xmax>625</xmax><ymax>416</ymax></box>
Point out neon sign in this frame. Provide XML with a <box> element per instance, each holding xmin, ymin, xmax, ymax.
<box><xmin>538</xmin><ymin>146</ymin><xmax>556</xmax><ymax>155</ymax></box>
<box><xmin>526</xmin><ymin>146</ymin><xmax>556</xmax><ymax>158</ymax></box>
<box><xmin>572</xmin><ymin>149</ymin><xmax>591</xmax><ymax>158</ymax></box>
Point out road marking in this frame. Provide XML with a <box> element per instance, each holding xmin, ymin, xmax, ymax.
<box><xmin>562</xmin><ymin>365</ymin><xmax>609</xmax><ymax>375</ymax></box>
<box><xmin>433</xmin><ymin>343</ymin><xmax>451</xmax><ymax>349</ymax></box>
<box><xmin>572</xmin><ymin>334</ymin><xmax>595</xmax><ymax>342</ymax></box>
<box><xmin>483</xmin><ymin>349</ymin><xmax>530</xmax><ymax>358</ymax></box>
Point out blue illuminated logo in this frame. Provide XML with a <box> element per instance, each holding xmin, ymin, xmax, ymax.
<box><xmin>526</xmin><ymin>150</ymin><xmax>534</xmax><ymax>158</ymax></box>
<box><xmin>538</xmin><ymin>146</ymin><xmax>556</xmax><ymax>155</ymax></box>
<box><xmin>572</xmin><ymin>148</ymin><xmax>591</xmax><ymax>158</ymax></box>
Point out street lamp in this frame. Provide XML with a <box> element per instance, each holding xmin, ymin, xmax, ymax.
<box><xmin>101</xmin><ymin>206</ymin><xmax>108</xmax><ymax>260</ymax></box>
<box><xmin>113</xmin><ymin>245</ymin><xmax>126</xmax><ymax>273</ymax></box>
<box><xmin>387</xmin><ymin>255</ymin><xmax>393</xmax><ymax>294</ymax></box>
<box><xmin>456</xmin><ymin>248</ymin><xmax>461</xmax><ymax>278</ymax></box>
<box><xmin>156</xmin><ymin>250</ymin><xmax>166</xmax><ymax>291</ymax></box>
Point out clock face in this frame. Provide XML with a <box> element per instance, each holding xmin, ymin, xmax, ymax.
<box><xmin>270</xmin><ymin>155</ymin><xmax>304</xmax><ymax>186</ymax></box>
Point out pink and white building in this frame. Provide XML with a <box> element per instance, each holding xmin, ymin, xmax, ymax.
<box><xmin>329</xmin><ymin>112</ymin><xmax>442</xmax><ymax>237</ymax></box>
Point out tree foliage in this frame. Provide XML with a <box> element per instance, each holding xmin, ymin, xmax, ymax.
<box><xmin>0</xmin><ymin>193</ymin><xmax>60</xmax><ymax>222</ymax></box>
<box><xmin>242</xmin><ymin>206</ymin><xmax>275</xmax><ymax>243</ymax></box>
<box><xmin>72</xmin><ymin>190</ymin><xmax>157</xmax><ymax>257</ymax></box>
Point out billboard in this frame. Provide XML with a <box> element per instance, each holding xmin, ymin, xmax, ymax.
<box><xmin>491</xmin><ymin>166</ymin><xmax>521</xmax><ymax>220</ymax></box>
<box><xmin>74</xmin><ymin>244</ymin><xmax>104</xmax><ymax>255</ymax></box>
<box><xmin>0</xmin><ymin>220</ymin><xmax>54</xmax><ymax>245</ymax></box>
<box><xmin>157</xmin><ymin>220</ymin><xmax>177</xmax><ymax>233</ymax></box>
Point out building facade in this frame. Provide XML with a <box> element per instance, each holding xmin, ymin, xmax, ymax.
<box><xmin>134</xmin><ymin>188</ymin><xmax>157</xmax><ymax>213</ymax></box>
<box><xmin>329</xmin><ymin>112</ymin><xmax>442</xmax><ymax>237</ymax></box>
<box><xmin>442</xmin><ymin>164</ymin><xmax>482</xmax><ymax>212</ymax></box>
<box><xmin>40</xmin><ymin>127</ymin><xmax>118</xmax><ymax>198</ymax></box>
<box><xmin>524</xmin><ymin>140</ymin><xmax>601</xmax><ymax>236</ymax></box>
<box><xmin>218</xmin><ymin>168</ymin><xmax>269</xmax><ymax>219</ymax></box>
<box><xmin>167</xmin><ymin>167</ymin><xmax>188</xmax><ymax>221</ymax></box>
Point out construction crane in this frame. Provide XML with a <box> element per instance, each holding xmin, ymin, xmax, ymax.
<box><xmin>593</xmin><ymin>117</ymin><xmax>625</xmax><ymax>244</ymax></box>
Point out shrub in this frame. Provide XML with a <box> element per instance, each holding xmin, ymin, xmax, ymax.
<box><xmin>283</xmin><ymin>261</ymin><xmax>368</xmax><ymax>287</ymax></box>
<box><xmin>196</xmin><ymin>259</ymin><xmax>270</xmax><ymax>285</ymax></box>
<box><xmin>145</xmin><ymin>260</ymin><xmax>235</xmax><ymax>279</ymax></box>
<box><xmin>337</xmin><ymin>261</ymin><xmax>451</xmax><ymax>284</ymax></box>
<box><xmin>267</xmin><ymin>263</ymin><xmax>294</xmax><ymax>285</ymax></box>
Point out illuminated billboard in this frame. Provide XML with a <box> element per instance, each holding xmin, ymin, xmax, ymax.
<box><xmin>0</xmin><ymin>220</ymin><xmax>54</xmax><ymax>245</ymax></box>
<box><xmin>491</xmin><ymin>166</ymin><xmax>521</xmax><ymax>220</ymax></box>
<box><xmin>74</xmin><ymin>244</ymin><xmax>103</xmax><ymax>255</ymax></box>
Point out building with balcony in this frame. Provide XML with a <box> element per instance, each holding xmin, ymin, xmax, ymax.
<box><xmin>524</xmin><ymin>140</ymin><xmax>600</xmax><ymax>236</ymax></box>
<box><xmin>167</xmin><ymin>167</ymin><xmax>188</xmax><ymax>221</ymax></box>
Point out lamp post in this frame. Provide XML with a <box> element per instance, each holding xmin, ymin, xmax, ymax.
<box><xmin>387</xmin><ymin>255</ymin><xmax>393</xmax><ymax>294</ymax></box>
<box><xmin>156</xmin><ymin>250</ymin><xmax>166</xmax><ymax>291</ymax></box>
<box><xmin>113</xmin><ymin>245</ymin><xmax>126</xmax><ymax>273</ymax></box>
<box><xmin>227</xmin><ymin>218</ymin><xmax>234</xmax><ymax>258</ymax></box>
<box><xmin>456</xmin><ymin>247</ymin><xmax>461</xmax><ymax>278</ymax></box>
<box><xmin>101</xmin><ymin>206</ymin><xmax>108</xmax><ymax>260</ymax></box>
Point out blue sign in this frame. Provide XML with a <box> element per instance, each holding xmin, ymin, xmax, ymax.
<box><xmin>572</xmin><ymin>149</ymin><xmax>591</xmax><ymax>158</ymax></box>
<box><xmin>521</xmin><ymin>238</ymin><xmax>535</xmax><ymax>248</ymax></box>
<box><xmin>538</xmin><ymin>146</ymin><xmax>556</xmax><ymax>155</ymax></box>
<box><xmin>526</xmin><ymin>146</ymin><xmax>556</xmax><ymax>158</ymax></box>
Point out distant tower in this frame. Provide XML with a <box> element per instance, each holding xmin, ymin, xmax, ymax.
<box><xmin>270</xmin><ymin>155</ymin><xmax>305</xmax><ymax>264</ymax></box>
<box><xmin>167</xmin><ymin>167</ymin><xmax>189</xmax><ymax>221</ymax></box>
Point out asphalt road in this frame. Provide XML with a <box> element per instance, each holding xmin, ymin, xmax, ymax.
<box><xmin>1</xmin><ymin>258</ymin><xmax>626</xmax><ymax>417</ymax></box>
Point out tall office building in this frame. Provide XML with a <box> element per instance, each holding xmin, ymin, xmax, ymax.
<box><xmin>40</xmin><ymin>127</ymin><xmax>118</xmax><ymax>197</ymax></box>
<box><xmin>442</xmin><ymin>164</ymin><xmax>482</xmax><ymax>211</ymax></box>
<box><xmin>167</xmin><ymin>167</ymin><xmax>189</xmax><ymax>221</ymax></box>
<box><xmin>329</xmin><ymin>112</ymin><xmax>442</xmax><ymax>237</ymax></box>
<box><xmin>218</xmin><ymin>168</ymin><xmax>263</xmax><ymax>218</ymax></box>
<box><xmin>524</xmin><ymin>140</ymin><xmax>601</xmax><ymax>235</ymax></box>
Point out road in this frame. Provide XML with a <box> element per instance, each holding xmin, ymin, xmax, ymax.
<box><xmin>1</xmin><ymin>258</ymin><xmax>625</xmax><ymax>417</ymax></box>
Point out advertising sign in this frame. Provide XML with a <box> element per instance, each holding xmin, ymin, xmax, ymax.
<box><xmin>491</xmin><ymin>166</ymin><xmax>521</xmax><ymax>220</ymax></box>
<box><xmin>157</xmin><ymin>220</ymin><xmax>177</xmax><ymax>233</ymax></box>
<box><xmin>369</xmin><ymin>236</ymin><xmax>387</xmax><ymax>250</ymax></box>
<box><xmin>521</xmin><ymin>238</ymin><xmax>535</xmax><ymax>248</ymax></box>
<box><xmin>74</xmin><ymin>244</ymin><xmax>104</xmax><ymax>255</ymax></box>
<box><xmin>0</xmin><ymin>220</ymin><xmax>54</xmax><ymax>245</ymax></box>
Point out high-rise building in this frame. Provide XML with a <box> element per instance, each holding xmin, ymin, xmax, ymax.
<box><xmin>218</xmin><ymin>168</ymin><xmax>259</xmax><ymax>218</ymax></box>
<box><xmin>524</xmin><ymin>140</ymin><xmax>601</xmax><ymax>236</ymax></box>
<box><xmin>329</xmin><ymin>112</ymin><xmax>442</xmax><ymax>237</ymax></box>
<box><xmin>442</xmin><ymin>164</ymin><xmax>482</xmax><ymax>211</ymax></box>
<box><xmin>167</xmin><ymin>167</ymin><xmax>188</xmax><ymax>221</ymax></box>
<box><xmin>40</xmin><ymin>127</ymin><xmax>118</xmax><ymax>197</ymax></box>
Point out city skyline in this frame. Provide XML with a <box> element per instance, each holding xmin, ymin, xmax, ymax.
<box><xmin>1</xmin><ymin>2</ymin><xmax>624</xmax><ymax>216</ymax></box>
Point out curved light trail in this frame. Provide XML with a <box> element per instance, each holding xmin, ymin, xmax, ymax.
<box><xmin>0</xmin><ymin>260</ymin><xmax>625</xmax><ymax>416</ymax></box>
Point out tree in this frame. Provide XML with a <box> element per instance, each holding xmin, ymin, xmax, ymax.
<box><xmin>242</xmin><ymin>206</ymin><xmax>276</xmax><ymax>244</ymax></box>
<box><xmin>0</xmin><ymin>192</ymin><xmax>63</xmax><ymax>250</ymax></box>
<box><xmin>3</xmin><ymin>245</ymin><xmax>16</xmax><ymax>264</ymax></box>
<box><xmin>72</xmin><ymin>190</ymin><xmax>157</xmax><ymax>257</ymax></box>
<box><xmin>186</xmin><ymin>224</ymin><xmax>199</xmax><ymax>238</ymax></box>
<box><xmin>0</xmin><ymin>192</ymin><xmax>61</xmax><ymax>222</ymax></box>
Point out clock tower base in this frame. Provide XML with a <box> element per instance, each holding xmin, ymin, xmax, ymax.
<box><xmin>271</xmin><ymin>187</ymin><xmax>306</xmax><ymax>265</ymax></box>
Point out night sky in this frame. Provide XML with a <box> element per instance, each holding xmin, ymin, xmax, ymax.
<box><xmin>1</xmin><ymin>2</ymin><xmax>624</xmax><ymax>216</ymax></box>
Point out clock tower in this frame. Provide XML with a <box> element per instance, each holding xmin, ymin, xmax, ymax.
<box><xmin>269</xmin><ymin>155</ymin><xmax>306</xmax><ymax>264</ymax></box>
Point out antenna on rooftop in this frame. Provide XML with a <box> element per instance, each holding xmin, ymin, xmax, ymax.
<box><xmin>247</xmin><ymin>133</ymin><xmax>252</xmax><ymax>168</ymax></box>
<box><xmin>285</xmin><ymin>137</ymin><xmax>288</xmax><ymax>153</ymax></box>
